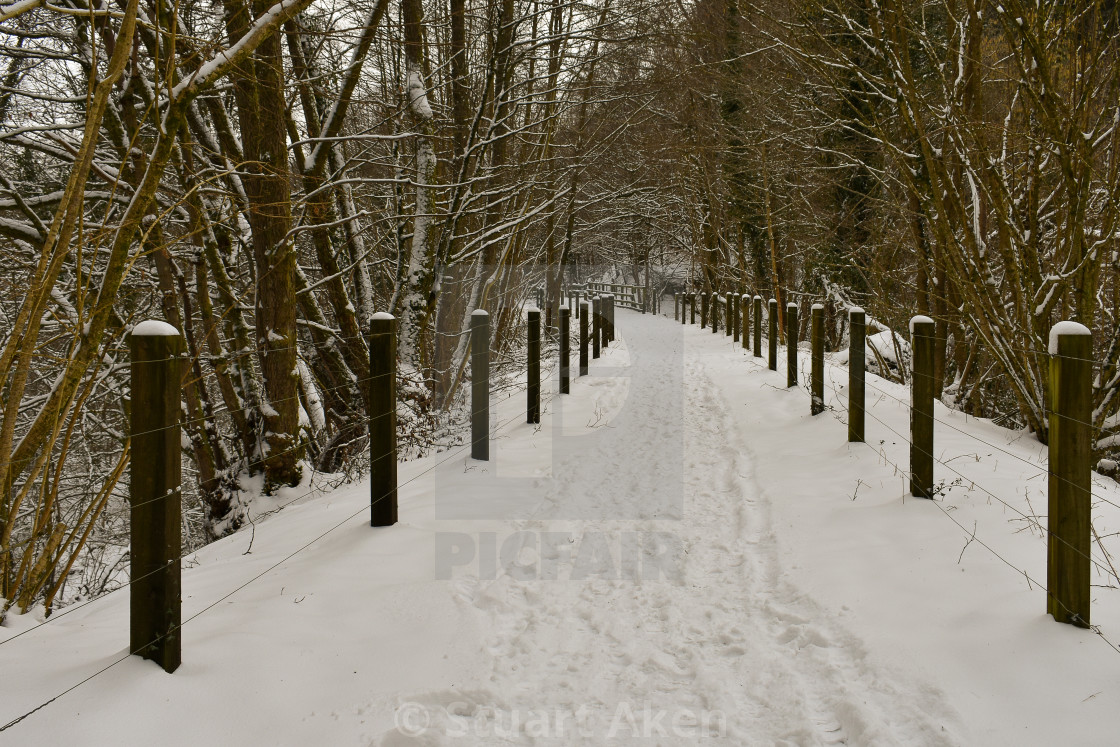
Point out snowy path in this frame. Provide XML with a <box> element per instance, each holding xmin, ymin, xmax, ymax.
<box><xmin>379</xmin><ymin>312</ymin><xmax>959</xmax><ymax>745</ymax></box>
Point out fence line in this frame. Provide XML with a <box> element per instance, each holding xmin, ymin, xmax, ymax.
<box><xmin>1</xmin><ymin>305</ymin><xmax>607</xmax><ymax>731</ymax></box>
<box><xmin>698</xmin><ymin>304</ymin><xmax>1118</xmax><ymax>638</ymax></box>
<box><xmin>787</xmin><ymin>312</ymin><xmax>1117</xmax><ymax>586</ymax></box>
<box><xmin>1</xmin><ymin>305</ymin><xmax>591</xmax><ymax>642</ymax></box>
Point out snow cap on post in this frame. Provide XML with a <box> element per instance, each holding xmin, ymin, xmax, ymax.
<box><xmin>131</xmin><ymin>320</ymin><xmax>180</xmax><ymax>337</ymax></box>
<box><xmin>471</xmin><ymin>309</ymin><xmax>489</xmax><ymax>317</ymax></box>
<box><xmin>1049</xmin><ymin>321</ymin><xmax>1091</xmax><ymax>355</ymax></box>
<box><xmin>754</xmin><ymin>295</ymin><xmax>762</xmax><ymax>301</ymax></box>
<box><xmin>525</xmin><ymin>306</ymin><xmax>540</xmax><ymax>314</ymax></box>
<box><xmin>909</xmin><ymin>315</ymin><xmax>935</xmax><ymax>334</ymax></box>
<box><xmin>787</xmin><ymin>302</ymin><xmax>797</xmax><ymax>310</ymax></box>
<box><xmin>812</xmin><ymin>303</ymin><xmax>824</xmax><ymax>311</ymax></box>
<box><xmin>849</xmin><ymin>306</ymin><xmax>864</xmax><ymax>315</ymax></box>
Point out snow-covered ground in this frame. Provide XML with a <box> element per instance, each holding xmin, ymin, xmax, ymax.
<box><xmin>3</xmin><ymin>310</ymin><xmax>1120</xmax><ymax>745</ymax></box>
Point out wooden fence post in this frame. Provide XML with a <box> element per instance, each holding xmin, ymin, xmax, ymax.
<box><xmin>753</xmin><ymin>296</ymin><xmax>762</xmax><ymax>358</ymax></box>
<box><xmin>811</xmin><ymin>304</ymin><xmax>824</xmax><ymax>414</ymax></box>
<box><xmin>129</xmin><ymin>320</ymin><xmax>183</xmax><ymax>673</ymax></box>
<box><xmin>910</xmin><ymin>315</ymin><xmax>935</xmax><ymax>498</ymax></box>
<box><xmin>560</xmin><ymin>307</ymin><xmax>571</xmax><ymax>394</ymax></box>
<box><xmin>712</xmin><ymin>293</ymin><xmax>719</xmax><ymax>334</ymax></box>
<box><xmin>786</xmin><ymin>302</ymin><xmax>799</xmax><ymax>388</ymax></box>
<box><xmin>471</xmin><ymin>310</ymin><xmax>489</xmax><ymax>460</ymax></box>
<box><xmin>734</xmin><ymin>293</ymin><xmax>743</xmax><ymax>349</ymax></box>
<box><xmin>369</xmin><ymin>313</ymin><xmax>398</xmax><ymax>527</ymax></box>
<box><xmin>601</xmin><ymin>294</ymin><xmax>609</xmax><ymax>348</ymax></box>
<box><xmin>608</xmin><ymin>294</ymin><xmax>616</xmax><ymax>343</ymax></box>
<box><xmin>732</xmin><ymin>294</ymin><xmax>740</xmax><ymax>343</ymax></box>
<box><xmin>1048</xmin><ymin>322</ymin><xmax>1093</xmax><ymax>627</ymax></box>
<box><xmin>848</xmin><ymin>308</ymin><xmax>866</xmax><ymax>443</ymax></box>
<box><xmin>690</xmin><ymin>293</ymin><xmax>696</xmax><ymax>325</ymax></box>
<box><xmin>528</xmin><ymin>309</ymin><xmax>541</xmax><ymax>423</ymax></box>
<box><xmin>602</xmin><ymin>295</ymin><xmax>611</xmax><ymax>348</ymax></box>
<box><xmin>592</xmin><ymin>296</ymin><xmax>601</xmax><ymax>359</ymax></box>
<box><xmin>701</xmin><ymin>292</ymin><xmax>709</xmax><ymax>329</ymax></box>
<box><xmin>725</xmin><ymin>293</ymin><xmax>732</xmax><ymax>337</ymax></box>
<box><xmin>768</xmin><ymin>299</ymin><xmax>778</xmax><ymax>371</ymax></box>
<box><xmin>579</xmin><ymin>301</ymin><xmax>590</xmax><ymax>375</ymax></box>
<box><xmin>674</xmin><ymin>293</ymin><xmax>679</xmax><ymax>321</ymax></box>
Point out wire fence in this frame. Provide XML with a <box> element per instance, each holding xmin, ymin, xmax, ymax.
<box><xmin>709</xmin><ymin>314</ymin><xmax>1120</xmax><ymax>659</ymax></box>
